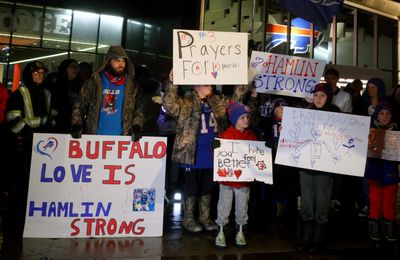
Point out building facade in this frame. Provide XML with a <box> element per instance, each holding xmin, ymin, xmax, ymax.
<box><xmin>0</xmin><ymin>0</ymin><xmax>399</xmax><ymax>92</ymax></box>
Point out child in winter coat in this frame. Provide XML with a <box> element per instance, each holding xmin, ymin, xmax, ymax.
<box><xmin>297</xmin><ymin>83</ymin><xmax>340</xmax><ymax>254</ymax></box>
<box><xmin>366</xmin><ymin>101</ymin><xmax>399</xmax><ymax>242</ymax></box>
<box><xmin>214</xmin><ymin>100</ymin><xmax>257</xmax><ymax>248</ymax></box>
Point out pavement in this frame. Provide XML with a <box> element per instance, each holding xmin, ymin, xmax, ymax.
<box><xmin>0</xmin><ymin>198</ymin><xmax>399</xmax><ymax>259</ymax></box>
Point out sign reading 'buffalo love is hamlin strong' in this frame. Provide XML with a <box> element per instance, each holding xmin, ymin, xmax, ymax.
<box><xmin>24</xmin><ymin>134</ymin><xmax>167</xmax><ymax>238</ymax></box>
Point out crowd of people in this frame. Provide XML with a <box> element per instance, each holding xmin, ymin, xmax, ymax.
<box><xmin>0</xmin><ymin>45</ymin><xmax>399</xmax><ymax>253</ymax></box>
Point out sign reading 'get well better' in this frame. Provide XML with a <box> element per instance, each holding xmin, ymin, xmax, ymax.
<box><xmin>173</xmin><ymin>29</ymin><xmax>248</xmax><ymax>85</ymax></box>
<box><xmin>24</xmin><ymin>134</ymin><xmax>167</xmax><ymax>238</ymax></box>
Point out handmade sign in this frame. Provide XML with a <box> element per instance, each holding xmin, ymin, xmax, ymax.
<box><xmin>213</xmin><ymin>139</ymin><xmax>273</xmax><ymax>184</ymax></box>
<box><xmin>24</xmin><ymin>134</ymin><xmax>167</xmax><ymax>238</ymax></box>
<box><xmin>368</xmin><ymin>128</ymin><xmax>400</xmax><ymax>161</ymax></box>
<box><xmin>248</xmin><ymin>51</ymin><xmax>326</xmax><ymax>98</ymax></box>
<box><xmin>275</xmin><ymin>107</ymin><xmax>370</xmax><ymax>176</ymax></box>
<box><xmin>173</xmin><ymin>29</ymin><xmax>248</xmax><ymax>85</ymax></box>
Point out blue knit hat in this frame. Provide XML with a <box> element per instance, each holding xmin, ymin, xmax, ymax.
<box><xmin>226</xmin><ymin>101</ymin><xmax>250</xmax><ymax>126</ymax></box>
<box><xmin>372</xmin><ymin>101</ymin><xmax>393</xmax><ymax>120</ymax></box>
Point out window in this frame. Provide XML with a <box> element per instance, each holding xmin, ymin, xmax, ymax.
<box><xmin>70</xmin><ymin>10</ymin><xmax>99</xmax><ymax>52</ymax></box>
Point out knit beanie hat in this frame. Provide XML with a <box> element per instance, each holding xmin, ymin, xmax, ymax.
<box><xmin>372</xmin><ymin>101</ymin><xmax>393</xmax><ymax>120</ymax></box>
<box><xmin>226</xmin><ymin>100</ymin><xmax>251</xmax><ymax>126</ymax></box>
<box><xmin>312</xmin><ymin>83</ymin><xmax>332</xmax><ymax>97</ymax></box>
<box><xmin>272</xmin><ymin>98</ymin><xmax>289</xmax><ymax>110</ymax></box>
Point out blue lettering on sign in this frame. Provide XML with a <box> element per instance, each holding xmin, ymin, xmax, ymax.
<box><xmin>28</xmin><ymin>201</ymin><xmax>112</xmax><ymax>217</ymax></box>
<box><xmin>40</xmin><ymin>163</ymin><xmax>92</xmax><ymax>183</ymax></box>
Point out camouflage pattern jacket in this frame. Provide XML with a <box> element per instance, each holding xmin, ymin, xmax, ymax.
<box><xmin>163</xmin><ymin>82</ymin><xmax>249</xmax><ymax>165</ymax></box>
<box><xmin>71</xmin><ymin>46</ymin><xmax>145</xmax><ymax>135</ymax></box>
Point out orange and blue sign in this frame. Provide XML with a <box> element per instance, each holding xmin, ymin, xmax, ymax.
<box><xmin>265</xmin><ymin>18</ymin><xmax>323</xmax><ymax>54</ymax></box>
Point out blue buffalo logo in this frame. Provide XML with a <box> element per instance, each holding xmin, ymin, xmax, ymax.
<box><xmin>35</xmin><ymin>137</ymin><xmax>59</xmax><ymax>159</ymax></box>
<box><xmin>265</xmin><ymin>17</ymin><xmax>323</xmax><ymax>54</ymax></box>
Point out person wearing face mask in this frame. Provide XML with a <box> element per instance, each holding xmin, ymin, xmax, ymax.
<box><xmin>71</xmin><ymin>46</ymin><xmax>145</xmax><ymax>140</ymax></box>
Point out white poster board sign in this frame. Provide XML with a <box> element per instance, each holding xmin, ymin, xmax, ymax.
<box><xmin>173</xmin><ymin>29</ymin><xmax>248</xmax><ymax>85</ymax></box>
<box><xmin>248</xmin><ymin>51</ymin><xmax>326</xmax><ymax>98</ymax></box>
<box><xmin>213</xmin><ymin>139</ymin><xmax>273</xmax><ymax>184</ymax></box>
<box><xmin>24</xmin><ymin>134</ymin><xmax>167</xmax><ymax>238</ymax></box>
<box><xmin>275</xmin><ymin>107</ymin><xmax>370</xmax><ymax>176</ymax></box>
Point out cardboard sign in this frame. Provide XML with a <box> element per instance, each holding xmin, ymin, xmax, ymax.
<box><xmin>368</xmin><ymin>128</ymin><xmax>400</xmax><ymax>161</ymax></box>
<box><xmin>24</xmin><ymin>134</ymin><xmax>167</xmax><ymax>238</ymax></box>
<box><xmin>213</xmin><ymin>139</ymin><xmax>273</xmax><ymax>184</ymax></box>
<box><xmin>173</xmin><ymin>29</ymin><xmax>248</xmax><ymax>85</ymax></box>
<box><xmin>248</xmin><ymin>51</ymin><xmax>326</xmax><ymax>98</ymax></box>
<box><xmin>275</xmin><ymin>107</ymin><xmax>370</xmax><ymax>176</ymax></box>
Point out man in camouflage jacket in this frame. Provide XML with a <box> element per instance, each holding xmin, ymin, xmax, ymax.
<box><xmin>71</xmin><ymin>46</ymin><xmax>145</xmax><ymax>138</ymax></box>
<box><xmin>163</xmin><ymin>71</ymin><xmax>251</xmax><ymax>233</ymax></box>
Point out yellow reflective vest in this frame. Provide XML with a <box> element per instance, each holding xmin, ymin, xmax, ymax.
<box><xmin>6</xmin><ymin>86</ymin><xmax>52</xmax><ymax>134</ymax></box>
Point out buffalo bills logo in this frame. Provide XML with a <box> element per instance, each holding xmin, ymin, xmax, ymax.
<box><xmin>265</xmin><ymin>17</ymin><xmax>323</xmax><ymax>54</ymax></box>
<box><xmin>35</xmin><ymin>137</ymin><xmax>59</xmax><ymax>159</ymax></box>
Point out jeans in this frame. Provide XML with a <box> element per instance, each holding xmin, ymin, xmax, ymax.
<box><xmin>300</xmin><ymin>171</ymin><xmax>334</xmax><ymax>224</ymax></box>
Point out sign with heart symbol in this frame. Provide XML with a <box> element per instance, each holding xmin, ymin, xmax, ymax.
<box><xmin>213</xmin><ymin>139</ymin><xmax>273</xmax><ymax>184</ymax></box>
<box><xmin>233</xmin><ymin>169</ymin><xmax>242</xmax><ymax>179</ymax></box>
<box><xmin>211</xmin><ymin>71</ymin><xmax>218</xmax><ymax>79</ymax></box>
<box><xmin>35</xmin><ymin>137</ymin><xmax>59</xmax><ymax>159</ymax></box>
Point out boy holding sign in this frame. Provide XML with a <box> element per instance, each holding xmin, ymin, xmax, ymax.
<box><xmin>213</xmin><ymin>101</ymin><xmax>257</xmax><ymax>248</ymax></box>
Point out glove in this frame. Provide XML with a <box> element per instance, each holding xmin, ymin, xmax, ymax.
<box><xmin>71</xmin><ymin>124</ymin><xmax>82</xmax><ymax>139</ymax></box>
<box><xmin>131</xmin><ymin>125</ymin><xmax>143</xmax><ymax>142</ymax></box>
<box><xmin>211</xmin><ymin>139</ymin><xmax>221</xmax><ymax>149</ymax></box>
<box><xmin>265</xmin><ymin>140</ymin><xmax>273</xmax><ymax>148</ymax></box>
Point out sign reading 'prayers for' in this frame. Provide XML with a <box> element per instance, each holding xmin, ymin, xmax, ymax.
<box><xmin>173</xmin><ymin>29</ymin><xmax>248</xmax><ymax>85</ymax></box>
<box><xmin>24</xmin><ymin>134</ymin><xmax>167</xmax><ymax>238</ymax></box>
<box><xmin>248</xmin><ymin>51</ymin><xmax>326</xmax><ymax>98</ymax></box>
<box><xmin>213</xmin><ymin>139</ymin><xmax>273</xmax><ymax>184</ymax></box>
<box><xmin>275</xmin><ymin>107</ymin><xmax>371</xmax><ymax>177</ymax></box>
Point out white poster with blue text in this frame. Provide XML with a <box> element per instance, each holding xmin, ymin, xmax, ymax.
<box><xmin>249</xmin><ymin>51</ymin><xmax>326</xmax><ymax>98</ymax></box>
<box><xmin>23</xmin><ymin>134</ymin><xmax>167</xmax><ymax>238</ymax></box>
<box><xmin>275</xmin><ymin>107</ymin><xmax>370</xmax><ymax>176</ymax></box>
<box><xmin>213</xmin><ymin>139</ymin><xmax>273</xmax><ymax>184</ymax></box>
<box><xmin>173</xmin><ymin>29</ymin><xmax>248</xmax><ymax>85</ymax></box>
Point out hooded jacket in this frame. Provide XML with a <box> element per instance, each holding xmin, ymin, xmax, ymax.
<box><xmin>163</xmin><ymin>82</ymin><xmax>248</xmax><ymax>165</ymax></box>
<box><xmin>6</xmin><ymin>62</ymin><xmax>50</xmax><ymax>134</ymax></box>
<box><xmin>71</xmin><ymin>46</ymin><xmax>145</xmax><ymax>135</ymax></box>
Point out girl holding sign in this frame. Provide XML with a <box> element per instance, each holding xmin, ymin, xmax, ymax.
<box><xmin>297</xmin><ymin>83</ymin><xmax>340</xmax><ymax>254</ymax></box>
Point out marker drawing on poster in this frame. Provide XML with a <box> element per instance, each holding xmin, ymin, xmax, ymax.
<box><xmin>214</xmin><ymin>139</ymin><xmax>273</xmax><ymax>184</ymax></box>
<box><xmin>173</xmin><ymin>29</ymin><xmax>248</xmax><ymax>85</ymax></box>
<box><xmin>275</xmin><ymin>107</ymin><xmax>370</xmax><ymax>176</ymax></box>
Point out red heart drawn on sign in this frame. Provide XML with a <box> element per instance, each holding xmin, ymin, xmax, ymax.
<box><xmin>218</xmin><ymin>168</ymin><xmax>227</xmax><ymax>177</ymax></box>
<box><xmin>234</xmin><ymin>169</ymin><xmax>242</xmax><ymax>179</ymax></box>
<box><xmin>211</xmin><ymin>71</ymin><xmax>218</xmax><ymax>79</ymax></box>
